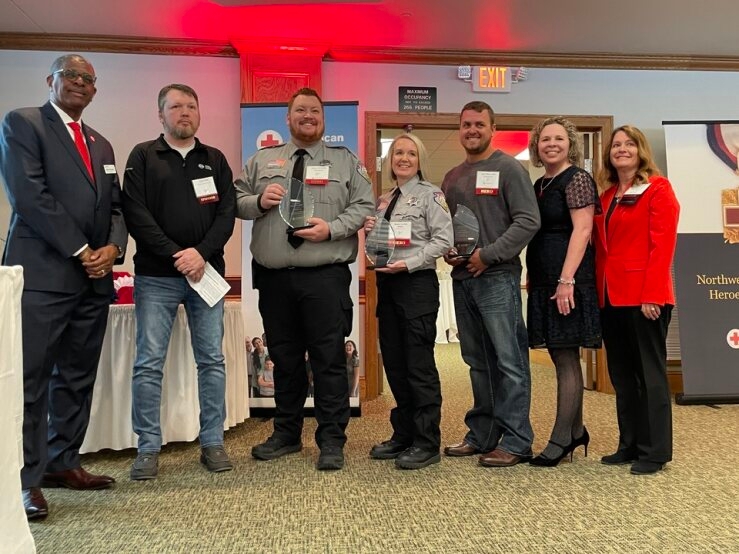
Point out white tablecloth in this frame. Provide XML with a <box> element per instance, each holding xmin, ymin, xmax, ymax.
<box><xmin>0</xmin><ymin>266</ymin><xmax>36</xmax><ymax>553</ymax></box>
<box><xmin>435</xmin><ymin>270</ymin><xmax>459</xmax><ymax>344</ymax></box>
<box><xmin>81</xmin><ymin>301</ymin><xmax>248</xmax><ymax>453</ymax></box>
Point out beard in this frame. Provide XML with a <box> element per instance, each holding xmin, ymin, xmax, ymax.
<box><xmin>290</xmin><ymin>119</ymin><xmax>324</xmax><ymax>144</ymax></box>
<box><xmin>462</xmin><ymin>134</ymin><xmax>491</xmax><ymax>156</ymax></box>
<box><xmin>165</xmin><ymin>120</ymin><xmax>198</xmax><ymax>141</ymax></box>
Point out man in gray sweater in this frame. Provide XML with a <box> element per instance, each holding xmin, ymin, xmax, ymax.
<box><xmin>441</xmin><ymin>101</ymin><xmax>540</xmax><ymax>467</ymax></box>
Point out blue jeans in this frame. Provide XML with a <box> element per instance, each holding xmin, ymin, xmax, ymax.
<box><xmin>132</xmin><ymin>276</ymin><xmax>226</xmax><ymax>453</ymax></box>
<box><xmin>453</xmin><ymin>270</ymin><xmax>533</xmax><ymax>456</ymax></box>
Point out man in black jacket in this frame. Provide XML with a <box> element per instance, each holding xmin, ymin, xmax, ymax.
<box><xmin>122</xmin><ymin>84</ymin><xmax>235</xmax><ymax>480</ymax></box>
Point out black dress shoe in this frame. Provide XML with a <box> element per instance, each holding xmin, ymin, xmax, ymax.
<box><xmin>601</xmin><ymin>451</ymin><xmax>638</xmax><ymax>465</ymax></box>
<box><xmin>23</xmin><ymin>487</ymin><xmax>48</xmax><ymax>520</ymax></box>
<box><xmin>41</xmin><ymin>467</ymin><xmax>115</xmax><ymax>490</ymax></box>
<box><xmin>370</xmin><ymin>439</ymin><xmax>411</xmax><ymax>460</ymax></box>
<box><xmin>395</xmin><ymin>447</ymin><xmax>441</xmax><ymax>470</ymax></box>
<box><xmin>630</xmin><ymin>460</ymin><xmax>666</xmax><ymax>475</ymax></box>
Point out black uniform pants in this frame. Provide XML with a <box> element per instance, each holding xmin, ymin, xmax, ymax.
<box><xmin>601</xmin><ymin>303</ymin><xmax>673</xmax><ymax>463</ymax></box>
<box><xmin>377</xmin><ymin>270</ymin><xmax>442</xmax><ymax>451</ymax></box>
<box><xmin>255</xmin><ymin>263</ymin><xmax>352</xmax><ymax>448</ymax></box>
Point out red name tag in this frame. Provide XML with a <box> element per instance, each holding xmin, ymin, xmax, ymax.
<box><xmin>199</xmin><ymin>194</ymin><xmax>219</xmax><ymax>204</ymax></box>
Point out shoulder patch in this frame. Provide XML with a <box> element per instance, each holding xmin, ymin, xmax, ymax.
<box><xmin>356</xmin><ymin>162</ymin><xmax>371</xmax><ymax>183</ymax></box>
<box><xmin>433</xmin><ymin>191</ymin><xmax>449</xmax><ymax>212</ymax></box>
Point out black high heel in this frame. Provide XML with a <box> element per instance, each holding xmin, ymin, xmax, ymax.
<box><xmin>571</xmin><ymin>427</ymin><xmax>590</xmax><ymax>458</ymax></box>
<box><xmin>529</xmin><ymin>439</ymin><xmax>574</xmax><ymax>467</ymax></box>
<box><xmin>529</xmin><ymin>427</ymin><xmax>591</xmax><ymax>467</ymax></box>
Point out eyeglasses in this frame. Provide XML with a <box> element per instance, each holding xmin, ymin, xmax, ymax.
<box><xmin>52</xmin><ymin>68</ymin><xmax>97</xmax><ymax>85</ymax></box>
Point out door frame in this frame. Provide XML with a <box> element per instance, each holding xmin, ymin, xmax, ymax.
<box><xmin>361</xmin><ymin>112</ymin><xmax>614</xmax><ymax>400</ymax></box>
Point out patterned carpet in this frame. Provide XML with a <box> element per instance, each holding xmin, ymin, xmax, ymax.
<box><xmin>29</xmin><ymin>344</ymin><xmax>739</xmax><ymax>553</ymax></box>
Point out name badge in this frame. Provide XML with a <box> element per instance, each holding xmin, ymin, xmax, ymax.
<box><xmin>305</xmin><ymin>165</ymin><xmax>329</xmax><ymax>185</ymax></box>
<box><xmin>476</xmin><ymin>171</ymin><xmax>500</xmax><ymax>195</ymax></box>
<box><xmin>619</xmin><ymin>183</ymin><xmax>651</xmax><ymax>205</ymax></box>
<box><xmin>390</xmin><ymin>221</ymin><xmax>412</xmax><ymax>246</ymax></box>
<box><xmin>103</xmin><ymin>164</ymin><xmax>117</xmax><ymax>175</ymax></box>
<box><xmin>192</xmin><ymin>176</ymin><xmax>219</xmax><ymax>204</ymax></box>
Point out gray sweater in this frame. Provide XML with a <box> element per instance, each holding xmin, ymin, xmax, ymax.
<box><xmin>441</xmin><ymin>150</ymin><xmax>540</xmax><ymax>279</ymax></box>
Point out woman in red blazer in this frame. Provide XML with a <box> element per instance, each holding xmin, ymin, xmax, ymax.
<box><xmin>593</xmin><ymin>125</ymin><xmax>680</xmax><ymax>475</ymax></box>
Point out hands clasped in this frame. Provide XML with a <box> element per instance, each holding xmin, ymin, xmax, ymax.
<box><xmin>80</xmin><ymin>245</ymin><xmax>118</xmax><ymax>279</ymax></box>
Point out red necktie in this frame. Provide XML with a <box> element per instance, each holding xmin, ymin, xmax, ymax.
<box><xmin>68</xmin><ymin>121</ymin><xmax>94</xmax><ymax>182</ymax></box>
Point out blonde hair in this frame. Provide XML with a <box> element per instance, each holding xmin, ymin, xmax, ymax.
<box><xmin>384</xmin><ymin>133</ymin><xmax>430</xmax><ymax>183</ymax></box>
<box><xmin>599</xmin><ymin>125</ymin><xmax>661</xmax><ymax>189</ymax></box>
<box><xmin>528</xmin><ymin>116</ymin><xmax>582</xmax><ymax>168</ymax></box>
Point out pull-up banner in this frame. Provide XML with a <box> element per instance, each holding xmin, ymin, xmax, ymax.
<box><xmin>240</xmin><ymin>102</ymin><xmax>361</xmax><ymax>413</ymax></box>
<box><xmin>664</xmin><ymin>121</ymin><xmax>739</xmax><ymax>404</ymax></box>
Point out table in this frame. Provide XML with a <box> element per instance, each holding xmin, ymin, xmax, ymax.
<box><xmin>0</xmin><ymin>266</ymin><xmax>36</xmax><ymax>553</ymax></box>
<box><xmin>81</xmin><ymin>301</ymin><xmax>248</xmax><ymax>453</ymax></box>
<box><xmin>435</xmin><ymin>269</ymin><xmax>459</xmax><ymax>344</ymax></box>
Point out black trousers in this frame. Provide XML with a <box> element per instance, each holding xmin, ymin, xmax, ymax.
<box><xmin>377</xmin><ymin>270</ymin><xmax>442</xmax><ymax>451</ymax></box>
<box><xmin>21</xmin><ymin>287</ymin><xmax>110</xmax><ymax>488</ymax></box>
<box><xmin>255</xmin><ymin>263</ymin><xmax>352</xmax><ymax>448</ymax></box>
<box><xmin>601</xmin><ymin>303</ymin><xmax>673</xmax><ymax>463</ymax></box>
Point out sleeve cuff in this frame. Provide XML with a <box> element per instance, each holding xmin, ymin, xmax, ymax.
<box><xmin>74</xmin><ymin>243</ymin><xmax>89</xmax><ymax>257</ymax></box>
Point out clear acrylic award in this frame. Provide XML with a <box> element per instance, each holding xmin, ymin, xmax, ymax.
<box><xmin>365</xmin><ymin>218</ymin><xmax>396</xmax><ymax>269</ymax></box>
<box><xmin>278</xmin><ymin>178</ymin><xmax>315</xmax><ymax>234</ymax></box>
<box><xmin>451</xmin><ymin>204</ymin><xmax>479</xmax><ymax>259</ymax></box>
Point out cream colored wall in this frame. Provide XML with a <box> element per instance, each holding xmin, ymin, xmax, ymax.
<box><xmin>323</xmin><ymin>62</ymin><xmax>739</xmax><ymax>175</ymax></box>
<box><xmin>0</xmin><ymin>50</ymin><xmax>243</xmax><ymax>275</ymax></box>
<box><xmin>6</xmin><ymin>52</ymin><xmax>739</xmax><ymax>286</ymax></box>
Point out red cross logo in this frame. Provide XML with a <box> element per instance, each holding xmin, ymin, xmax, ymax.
<box><xmin>257</xmin><ymin>130</ymin><xmax>283</xmax><ymax>149</ymax></box>
<box><xmin>727</xmin><ymin>329</ymin><xmax>739</xmax><ymax>349</ymax></box>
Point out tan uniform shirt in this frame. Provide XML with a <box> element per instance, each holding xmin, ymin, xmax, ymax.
<box><xmin>377</xmin><ymin>176</ymin><xmax>453</xmax><ymax>272</ymax></box>
<box><xmin>235</xmin><ymin>141</ymin><xmax>375</xmax><ymax>268</ymax></box>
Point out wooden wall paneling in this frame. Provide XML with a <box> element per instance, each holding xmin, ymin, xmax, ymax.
<box><xmin>233</xmin><ymin>41</ymin><xmax>326</xmax><ymax>103</ymax></box>
<box><xmin>251</xmin><ymin>72</ymin><xmax>311</xmax><ymax>104</ymax></box>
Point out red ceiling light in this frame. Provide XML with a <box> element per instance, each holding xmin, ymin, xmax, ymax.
<box><xmin>212</xmin><ymin>0</ymin><xmax>382</xmax><ymax>4</ymax></box>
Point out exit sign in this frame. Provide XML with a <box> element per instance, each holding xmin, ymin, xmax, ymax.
<box><xmin>472</xmin><ymin>66</ymin><xmax>512</xmax><ymax>93</ymax></box>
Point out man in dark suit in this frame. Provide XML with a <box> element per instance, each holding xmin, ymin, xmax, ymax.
<box><xmin>0</xmin><ymin>54</ymin><xmax>127</xmax><ymax>520</ymax></box>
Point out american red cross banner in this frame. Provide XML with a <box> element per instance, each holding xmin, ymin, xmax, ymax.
<box><xmin>240</xmin><ymin>102</ymin><xmax>361</xmax><ymax>413</ymax></box>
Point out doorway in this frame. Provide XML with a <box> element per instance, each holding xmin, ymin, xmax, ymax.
<box><xmin>359</xmin><ymin>112</ymin><xmax>613</xmax><ymax>401</ymax></box>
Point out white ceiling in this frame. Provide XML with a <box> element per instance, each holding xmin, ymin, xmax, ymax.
<box><xmin>1</xmin><ymin>0</ymin><xmax>737</xmax><ymax>59</ymax></box>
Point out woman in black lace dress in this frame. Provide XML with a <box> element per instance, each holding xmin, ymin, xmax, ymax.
<box><xmin>526</xmin><ymin>117</ymin><xmax>602</xmax><ymax>466</ymax></box>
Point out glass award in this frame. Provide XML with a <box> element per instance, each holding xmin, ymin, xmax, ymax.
<box><xmin>365</xmin><ymin>218</ymin><xmax>396</xmax><ymax>269</ymax></box>
<box><xmin>278</xmin><ymin>178</ymin><xmax>315</xmax><ymax>234</ymax></box>
<box><xmin>452</xmin><ymin>204</ymin><xmax>479</xmax><ymax>259</ymax></box>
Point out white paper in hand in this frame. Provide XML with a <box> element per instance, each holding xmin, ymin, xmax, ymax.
<box><xmin>186</xmin><ymin>262</ymin><xmax>230</xmax><ymax>307</ymax></box>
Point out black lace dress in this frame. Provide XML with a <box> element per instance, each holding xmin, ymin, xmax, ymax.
<box><xmin>526</xmin><ymin>166</ymin><xmax>602</xmax><ymax>349</ymax></box>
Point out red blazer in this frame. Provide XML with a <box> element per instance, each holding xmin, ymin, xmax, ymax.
<box><xmin>593</xmin><ymin>175</ymin><xmax>680</xmax><ymax>308</ymax></box>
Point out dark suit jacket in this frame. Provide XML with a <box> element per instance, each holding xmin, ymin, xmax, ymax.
<box><xmin>593</xmin><ymin>175</ymin><xmax>680</xmax><ymax>308</ymax></box>
<box><xmin>0</xmin><ymin>101</ymin><xmax>126</xmax><ymax>294</ymax></box>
